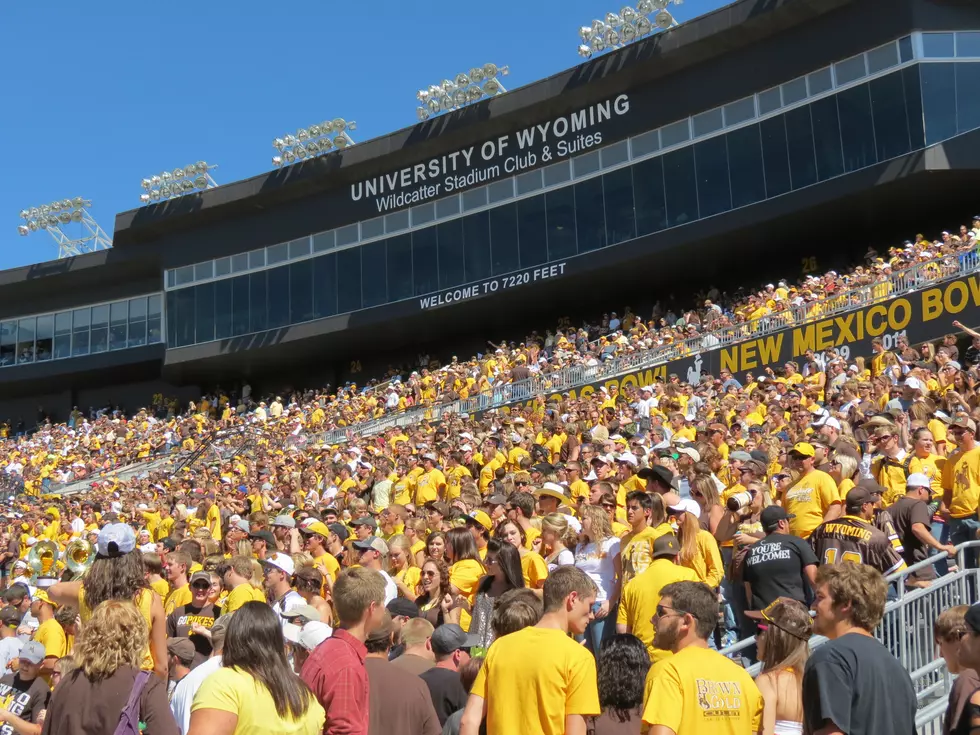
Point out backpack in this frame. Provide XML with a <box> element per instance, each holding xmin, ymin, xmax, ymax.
<box><xmin>114</xmin><ymin>670</ymin><xmax>151</xmax><ymax>735</ymax></box>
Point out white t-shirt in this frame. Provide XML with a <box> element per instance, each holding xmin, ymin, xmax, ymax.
<box><xmin>378</xmin><ymin>570</ymin><xmax>398</xmax><ymax>605</ymax></box>
<box><xmin>546</xmin><ymin>548</ymin><xmax>575</xmax><ymax>573</ymax></box>
<box><xmin>574</xmin><ymin>536</ymin><xmax>621</xmax><ymax>602</ymax></box>
<box><xmin>170</xmin><ymin>655</ymin><xmax>222</xmax><ymax>735</ymax></box>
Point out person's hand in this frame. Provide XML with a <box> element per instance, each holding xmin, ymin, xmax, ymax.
<box><xmin>954</xmin><ymin>320</ymin><xmax>965</xmax><ymax>329</ymax></box>
<box><xmin>734</xmin><ymin>533</ymin><xmax>757</xmax><ymax>547</ymax></box>
<box><xmin>6</xmin><ymin>658</ymin><xmax>18</xmax><ymax>672</ymax></box>
<box><xmin>439</xmin><ymin>593</ymin><xmax>454</xmax><ymax>615</ymax></box>
<box><xmin>943</xmin><ymin>544</ymin><xmax>958</xmax><ymax>557</ymax></box>
<box><xmin>594</xmin><ymin>599</ymin><xmax>611</xmax><ymax>620</ymax></box>
<box><xmin>191</xmin><ymin>623</ymin><xmax>211</xmax><ymax>637</ymax></box>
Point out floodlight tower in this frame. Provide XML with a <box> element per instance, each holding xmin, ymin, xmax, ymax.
<box><xmin>140</xmin><ymin>162</ymin><xmax>218</xmax><ymax>204</ymax></box>
<box><xmin>416</xmin><ymin>63</ymin><xmax>509</xmax><ymax>121</ymax></box>
<box><xmin>577</xmin><ymin>0</ymin><xmax>683</xmax><ymax>58</ymax></box>
<box><xmin>272</xmin><ymin>119</ymin><xmax>357</xmax><ymax>168</ymax></box>
<box><xmin>17</xmin><ymin>198</ymin><xmax>112</xmax><ymax>259</ymax></box>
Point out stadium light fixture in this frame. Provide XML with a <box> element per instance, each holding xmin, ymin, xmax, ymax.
<box><xmin>140</xmin><ymin>162</ymin><xmax>217</xmax><ymax>205</ymax></box>
<box><xmin>16</xmin><ymin>197</ymin><xmax>112</xmax><ymax>259</ymax></box>
<box><xmin>416</xmin><ymin>63</ymin><xmax>510</xmax><ymax>122</ymax></box>
<box><xmin>272</xmin><ymin>119</ymin><xmax>357</xmax><ymax>168</ymax></box>
<box><xmin>577</xmin><ymin>0</ymin><xmax>682</xmax><ymax>58</ymax></box>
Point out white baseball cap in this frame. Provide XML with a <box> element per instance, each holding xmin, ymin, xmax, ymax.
<box><xmin>906</xmin><ymin>473</ymin><xmax>931</xmax><ymax>489</ymax></box>
<box><xmin>263</xmin><ymin>553</ymin><xmax>295</xmax><ymax>577</ymax></box>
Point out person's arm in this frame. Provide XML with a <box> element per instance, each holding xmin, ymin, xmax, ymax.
<box><xmin>911</xmin><ymin>522</ymin><xmax>957</xmax><ymax>556</ymax></box>
<box><xmin>459</xmin><ymin>694</ymin><xmax>487</xmax><ymax>735</ymax></box>
<box><xmin>803</xmin><ymin>564</ymin><xmax>818</xmax><ymax>590</ymax></box>
<box><xmin>953</xmin><ymin>320</ymin><xmax>980</xmax><ymax>339</ymax></box>
<box><xmin>0</xmin><ymin>707</ymin><xmax>41</xmax><ymax>735</ymax></box>
<box><xmin>564</xmin><ymin>714</ymin><xmax>587</xmax><ymax>735</ymax></box>
<box><xmin>649</xmin><ymin>727</ymin><xmax>678</xmax><ymax>735</ymax></box>
<box><xmin>46</xmin><ymin>580</ymin><xmax>82</xmax><ymax>609</ymax></box>
<box><xmin>822</xmin><ymin>503</ymin><xmax>842</xmax><ymax>522</ymax></box>
<box><xmin>149</xmin><ymin>591</ymin><xmax>169</xmax><ymax>680</ymax></box>
<box><xmin>755</xmin><ymin>672</ymin><xmax>777</xmax><ymax>735</ymax></box>
<box><xmin>187</xmin><ymin>710</ymin><xmax>237</xmax><ymax>735</ymax></box>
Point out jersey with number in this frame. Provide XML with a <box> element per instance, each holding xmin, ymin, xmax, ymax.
<box><xmin>808</xmin><ymin>514</ymin><xmax>907</xmax><ymax>576</ymax></box>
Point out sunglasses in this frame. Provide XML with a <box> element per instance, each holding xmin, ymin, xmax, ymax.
<box><xmin>654</xmin><ymin>604</ymin><xmax>691</xmax><ymax>619</ymax></box>
<box><xmin>421</xmin><ymin>570</ymin><xmax>437</xmax><ymax>577</ymax></box>
<box><xmin>191</xmin><ymin>583</ymin><xmax>210</xmax><ymax>591</ymax></box>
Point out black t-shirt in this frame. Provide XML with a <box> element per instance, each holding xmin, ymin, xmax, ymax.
<box><xmin>741</xmin><ymin>533</ymin><xmax>818</xmax><ymax>610</ymax></box>
<box><xmin>803</xmin><ymin>633</ymin><xmax>916</xmax><ymax>735</ymax></box>
<box><xmin>166</xmin><ymin>603</ymin><xmax>216</xmax><ymax>668</ymax></box>
<box><xmin>419</xmin><ymin>666</ymin><xmax>468</xmax><ymax>726</ymax></box>
<box><xmin>0</xmin><ymin>672</ymin><xmax>49</xmax><ymax>734</ymax></box>
<box><xmin>890</xmin><ymin>494</ymin><xmax>936</xmax><ymax>579</ymax></box>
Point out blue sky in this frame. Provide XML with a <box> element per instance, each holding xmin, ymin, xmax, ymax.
<box><xmin>0</xmin><ymin>0</ymin><xmax>729</xmax><ymax>271</ymax></box>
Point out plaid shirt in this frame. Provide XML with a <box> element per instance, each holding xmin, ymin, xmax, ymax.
<box><xmin>302</xmin><ymin>628</ymin><xmax>369</xmax><ymax>735</ymax></box>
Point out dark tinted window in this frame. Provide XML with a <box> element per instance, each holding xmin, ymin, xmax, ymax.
<box><xmin>387</xmin><ymin>235</ymin><xmax>414</xmax><ymax>302</ymax></box>
<box><xmin>920</xmin><ymin>63</ymin><xmax>957</xmax><ymax>145</ymax></box>
<box><xmin>437</xmin><ymin>220</ymin><xmax>465</xmax><ymax>290</ymax></box>
<box><xmin>214</xmin><ymin>279</ymin><xmax>232</xmax><ymax>340</ymax></box>
<box><xmin>194</xmin><ymin>282</ymin><xmax>215</xmax><ymax>343</ymax></box>
<box><xmin>633</xmin><ymin>157</ymin><xmax>667</xmax><ymax>236</ymax></box>
<box><xmin>249</xmin><ymin>271</ymin><xmax>267</xmax><ymax>333</ymax></box>
<box><xmin>463</xmin><ymin>211</ymin><xmax>492</xmax><ymax>282</ymax></box>
<box><xmin>810</xmin><ymin>96</ymin><xmax>844</xmax><ymax>181</ymax></box>
<box><xmin>266</xmin><ymin>266</ymin><xmax>290</xmax><ymax>329</ymax></box>
<box><xmin>337</xmin><ymin>248</ymin><xmax>362</xmax><ymax>313</ymax></box>
<box><xmin>837</xmin><ymin>84</ymin><xmax>877</xmax><ymax>172</ymax></box>
<box><xmin>313</xmin><ymin>254</ymin><xmax>338</xmax><ymax>319</ymax></box>
<box><xmin>231</xmin><ymin>275</ymin><xmax>249</xmax><ymax>337</ymax></box>
<box><xmin>956</xmin><ymin>62</ymin><xmax>980</xmax><ymax>134</ymax></box>
<box><xmin>760</xmin><ymin>116</ymin><xmax>791</xmax><ymax>198</ymax></box>
<box><xmin>361</xmin><ymin>240</ymin><xmax>388</xmax><ymax>308</ymax></box>
<box><xmin>574</xmin><ymin>177</ymin><xmax>605</xmax><ymax>253</ymax></box>
<box><xmin>489</xmin><ymin>203</ymin><xmax>519</xmax><ymax>276</ymax></box>
<box><xmin>412</xmin><ymin>227</ymin><xmax>438</xmax><ymax>296</ymax></box>
<box><xmin>693</xmin><ymin>136</ymin><xmax>731</xmax><ymax>218</ymax></box>
<box><xmin>869</xmin><ymin>73</ymin><xmax>910</xmax><ymax>161</ymax></box>
<box><xmin>541</xmin><ymin>186</ymin><xmax>577</xmax><ymax>260</ymax></box>
<box><xmin>289</xmin><ymin>261</ymin><xmax>314</xmax><ymax>324</ymax></box>
<box><xmin>726</xmin><ymin>125</ymin><xmax>766</xmax><ymax>209</ymax></box>
<box><xmin>903</xmin><ymin>67</ymin><xmax>925</xmax><ymax>150</ymax></box>
<box><xmin>173</xmin><ymin>289</ymin><xmax>196</xmax><ymax>347</ymax></box>
<box><xmin>785</xmin><ymin>106</ymin><xmax>817</xmax><ymax>190</ymax></box>
<box><xmin>663</xmin><ymin>147</ymin><xmax>699</xmax><ymax>228</ymax></box>
<box><xmin>602</xmin><ymin>167</ymin><xmax>635</xmax><ymax>245</ymax></box>
<box><xmin>518</xmin><ymin>195</ymin><xmax>548</xmax><ymax>268</ymax></box>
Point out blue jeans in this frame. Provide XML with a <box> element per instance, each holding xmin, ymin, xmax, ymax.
<box><xmin>586</xmin><ymin>601</ymin><xmax>617</xmax><ymax>656</ymax></box>
<box><xmin>932</xmin><ymin>519</ymin><xmax>951</xmax><ymax>576</ymax></box>
<box><xmin>950</xmin><ymin>517</ymin><xmax>980</xmax><ymax>569</ymax></box>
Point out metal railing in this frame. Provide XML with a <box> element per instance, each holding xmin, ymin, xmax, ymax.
<box><xmin>719</xmin><ymin>541</ymin><xmax>980</xmax><ymax>734</ymax></box>
<box><xmin>308</xmin><ymin>248</ymin><xmax>980</xmax><ymax>445</ymax></box>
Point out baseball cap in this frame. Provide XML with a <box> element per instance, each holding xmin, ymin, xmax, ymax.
<box><xmin>281</xmin><ymin>604</ymin><xmax>321</xmax><ymax>622</ymax></box>
<box><xmin>249</xmin><ymin>530</ymin><xmax>277</xmax><ymax>547</ymax></box>
<box><xmin>301</xmin><ymin>521</ymin><xmax>332</xmax><ymax>539</ymax></box>
<box><xmin>263</xmin><ymin>552</ymin><xmax>295</xmax><ymax>577</ymax></box>
<box><xmin>790</xmin><ymin>442</ymin><xmax>815</xmax><ymax>458</ymax></box>
<box><xmin>845</xmin><ymin>486</ymin><xmax>880</xmax><ymax>509</ymax></box>
<box><xmin>189</xmin><ymin>571</ymin><xmax>212</xmax><ymax>587</ymax></box>
<box><xmin>425</xmin><ymin>501</ymin><xmax>451</xmax><ymax>517</ymax></box>
<box><xmin>351</xmin><ymin>517</ymin><xmax>378</xmax><ymax>529</ymax></box>
<box><xmin>652</xmin><ymin>534</ymin><xmax>681</xmax><ymax>559</ymax></box>
<box><xmin>167</xmin><ymin>637</ymin><xmax>195</xmax><ymax>664</ymax></box>
<box><xmin>352</xmin><ymin>535</ymin><xmax>389</xmax><ymax>556</ymax></box>
<box><xmin>430</xmin><ymin>623</ymin><xmax>480</xmax><ymax>655</ymax></box>
<box><xmin>951</xmin><ymin>416</ymin><xmax>978</xmax><ymax>434</ymax></box>
<box><xmin>231</xmin><ymin>519</ymin><xmax>250</xmax><ymax>534</ymax></box>
<box><xmin>530</xmin><ymin>462</ymin><xmax>554</xmax><ymax>475</ymax></box>
<box><xmin>486</xmin><ymin>494</ymin><xmax>508</xmax><ymax>506</ymax></box>
<box><xmin>760</xmin><ymin>505</ymin><xmax>795</xmax><ymax>530</ymax></box>
<box><xmin>729</xmin><ymin>451</ymin><xmax>753</xmax><ymax>463</ymax></box>
<box><xmin>675</xmin><ymin>446</ymin><xmax>700</xmax><ymax>462</ymax></box>
<box><xmin>744</xmin><ymin>597</ymin><xmax>813</xmax><ymax>640</ymax></box>
<box><xmin>97</xmin><ymin>523</ymin><xmax>136</xmax><ymax>557</ymax></box>
<box><xmin>272</xmin><ymin>515</ymin><xmax>296</xmax><ymax>529</ymax></box>
<box><xmin>463</xmin><ymin>510</ymin><xmax>493</xmax><ymax>531</ymax></box>
<box><xmin>0</xmin><ymin>607</ymin><xmax>22</xmax><ymax>627</ymax></box>
<box><xmin>906</xmin><ymin>473</ymin><xmax>931</xmax><ymax>489</ymax></box>
<box><xmin>386</xmin><ymin>598</ymin><xmax>420</xmax><ymax>619</ymax></box>
<box><xmin>964</xmin><ymin>604</ymin><xmax>980</xmax><ymax>635</ymax></box>
<box><xmin>667</xmin><ymin>498</ymin><xmax>701</xmax><ymax>519</ymax></box>
<box><xmin>292</xmin><ymin>621</ymin><xmax>332</xmax><ymax>651</ymax></box>
<box><xmin>327</xmin><ymin>523</ymin><xmax>350</xmax><ymax>542</ymax></box>
<box><xmin>19</xmin><ymin>641</ymin><xmax>45</xmax><ymax>665</ymax></box>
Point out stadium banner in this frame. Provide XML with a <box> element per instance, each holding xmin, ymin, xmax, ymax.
<box><xmin>490</xmin><ymin>273</ymin><xmax>980</xmax><ymax>414</ymax></box>
<box><xmin>349</xmin><ymin>94</ymin><xmax>633</xmax><ymax>218</ymax></box>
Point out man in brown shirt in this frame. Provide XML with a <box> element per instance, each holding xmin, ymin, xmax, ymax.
<box><xmin>390</xmin><ymin>618</ymin><xmax>435</xmax><ymax>676</ymax></box>
<box><xmin>364</xmin><ymin>615</ymin><xmax>441</xmax><ymax>735</ymax></box>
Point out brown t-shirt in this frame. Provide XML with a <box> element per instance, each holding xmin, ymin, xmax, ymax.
<box><xmin>364</xmin><ymin>657</ymin><xmax>441</xmax><ymax>735</ymax></box>
<box><xmin>587</xmin><ymin>707</ymin><xmax>644</xmax><ymax>735</ymax></box>
<box><xmin>40</xmin><ymin>666</ymin><xmax>176</xmax><ymax>735</ymax></box>
<box><xmin>946</xmin><ymin>667</ymin><xmax>980</xmax><ymax>735</ymax></box>
<box><xmin>390</xmin><ymin>653</ymin><xmax>435</xmax><ymax>677</ymax></box>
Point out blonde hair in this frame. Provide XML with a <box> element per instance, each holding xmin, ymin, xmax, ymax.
<box><xmin>541</xmin><ymin>513</ymin><xmax>576</xmax><ymax>548</ymax></box>
<box><xmin>291</xmin><ymin>552</ymin><xmax>314</xmax><ymax>569</ymax></box>
<box><xmin>577</xmin><ymin>505</ymin><xmax>612</xmax><ymax>545</ymax></box>
<box><xmin>675</xmin><ymin>511</ymin><xmax>701</xmax><ymax>567</ymax></box>
<box><xmin>386</xmin><ymin>534</ymin><xmax>417</xmax><ymax>571</ymax></box>
<box><xmin>73</xmin><ymin>600</ymin><xmax>147</xmax><ymax>680</ymax></box>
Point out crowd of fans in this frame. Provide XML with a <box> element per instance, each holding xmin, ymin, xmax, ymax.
<box><xmin>0</xmin><ymin>217</ymin><xmax>975</xmax><ymax>734</ymax></box>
